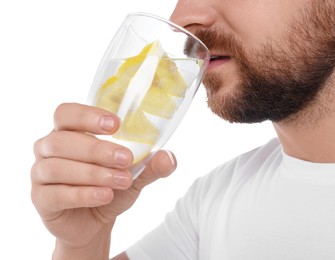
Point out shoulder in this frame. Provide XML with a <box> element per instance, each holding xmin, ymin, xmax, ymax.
<box><xmin>188</xmin><ymin>138</ymin><xmax>282</xmax><ymax>197</ymax></box>
<box><xmin>161</xmin><ymin>138</ymin><xmax>283</xmax><ymax>247</ymax></box>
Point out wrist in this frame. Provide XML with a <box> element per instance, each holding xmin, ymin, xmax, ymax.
<box><xmin>52</xmin><ymin>226</ymin><xmax>112</xmax><ymax>260</ymax></box>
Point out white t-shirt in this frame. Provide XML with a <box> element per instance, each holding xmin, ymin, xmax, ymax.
<box><xmin>126</xmin><ymin>138</ymin><xmax>335</xmax><ymax>260</ymax></box>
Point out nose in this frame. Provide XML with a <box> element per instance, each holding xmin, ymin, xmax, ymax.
<box><xmin>170</xmin><ymin>0</ymin><xmax>218</xmax><ymax>32</ymax></box>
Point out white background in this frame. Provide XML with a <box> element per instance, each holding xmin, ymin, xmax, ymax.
<box><xmin>0</xmin><ymin>1</ymin><xmax>276</xmax><ymax>259</ymax></box>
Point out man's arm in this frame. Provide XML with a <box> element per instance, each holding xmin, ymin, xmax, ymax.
<box><xmin>31</xmin><ymin>103</ymin><xmax>176</xmax><ymax>260</ymax></box>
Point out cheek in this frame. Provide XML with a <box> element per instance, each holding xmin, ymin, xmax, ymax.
<box><xmin>221</xmin><ymin>1</ymin><xmax>295</xmax><ymax>49</ymax></box>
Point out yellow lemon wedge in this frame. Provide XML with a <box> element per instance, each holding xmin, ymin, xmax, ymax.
<box><xmin>140</xmin><ymin>86</ymin><xmax>176</xmax><ymax>119</ymax></box>
<box><xmin>94</xmin><ymin>41</ymin><xmax>187</xmax><ymax>149</ymax></box>
<box><xmin>114</xmin><ymin>109</ymin><xmax>160</xmax><ymax>145</ymax></box>
<box><xmin>155</xmin><ymin>58</ymin><xmax>188</xmax><ymax>97</ymax></box>
<box><xmin>96</xmin><ymin>43</ymin><xmax>154</xmax><ymax>114</ymax></box>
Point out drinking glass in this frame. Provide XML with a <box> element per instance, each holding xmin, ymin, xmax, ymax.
<box><xmin>87</xmin><ymin>12</ymin><xmax>210</xmax><ymax>178</ymax></box>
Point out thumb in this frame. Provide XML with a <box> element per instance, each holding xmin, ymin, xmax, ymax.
<box><xmin>132</xmin><ymin>150</ymin><xmax>177</xmax><ymax>191</ymax></box>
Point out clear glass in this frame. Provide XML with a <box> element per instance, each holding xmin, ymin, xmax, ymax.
<box><xmin>88</xmin><ymin>12</ymin><xmax>210</xmax><ymax>178</ymax></box>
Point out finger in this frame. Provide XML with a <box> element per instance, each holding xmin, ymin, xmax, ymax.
<box><xmin>34</xmin><ymin>131</ymin><xmax>133</xmax><ymax>169</ymax></box>
<box><xmin>132</xmin><ymin>150</ymin><xmax>177</xmax><ymax>191</ymax></box>
<box><xmin>31</xmin><ymin>158</ymin><xmax>133</xmax><ymax>190</ymax></box>
<box><xmin>54</xmin><ymin>103</ymin><xmax>120</xmax><ymax>134</ymax></box>
<box><xmin>31</xmin><ymin>184</ymin><xmax>114</xmax><ymax>213</ymax></box>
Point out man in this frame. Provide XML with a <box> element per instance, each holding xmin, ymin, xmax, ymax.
<box><xmin>31</xmin><ymin>0</ymin><xmax>335</xmax><ymax>259</ymax></box>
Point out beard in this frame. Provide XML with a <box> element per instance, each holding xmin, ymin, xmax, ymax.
<box><xmin>194</xmin><ymin>0</ymin><xmax>335</xmax><ymax>124</ymax></box>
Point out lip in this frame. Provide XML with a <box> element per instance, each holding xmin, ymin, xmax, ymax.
<box><xmin>207</xmin><ymin>53</ymin><xmax>232</xmax><ymax>71</ymax></box>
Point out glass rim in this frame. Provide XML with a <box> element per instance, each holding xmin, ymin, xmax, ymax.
<box><xmin>125</xmin><ymin>12</ymin><xmax>210</xmax><ymax>61</ymax></box>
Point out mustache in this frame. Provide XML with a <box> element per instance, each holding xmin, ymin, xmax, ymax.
<box><xmin>185</xmin><ymin>28</ymin><xmax>245</xmax><ymax>58</ymax></box>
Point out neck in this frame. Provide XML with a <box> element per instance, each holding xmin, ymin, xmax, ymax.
<box><xmin>274</xmin><ymin>115</ymin><xmax>335</xmax><ymax>163</ymax></box>
<box><xmin>273</xmin><ymin>76</ymin><xmax>335</xmax><ymax>163</ymax></box>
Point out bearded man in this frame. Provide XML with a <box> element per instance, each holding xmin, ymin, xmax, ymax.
<box><xmin>31</xmin><ymin>0</ymin><xmax>335</xmax><ymax>259</ymax></box>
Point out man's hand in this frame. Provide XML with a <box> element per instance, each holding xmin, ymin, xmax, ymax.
<box><xmin>31</xmin><ymin>103</ymin><xmax>176</xmax><ymax>260</ymax></box>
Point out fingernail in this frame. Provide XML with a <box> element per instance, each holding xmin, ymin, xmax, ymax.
<box><xmin>165</xmin><ymin>150</ymin><xmax>176</xmax><ymax>174</ymax></box>
<box><xmin>114</xmin><ymin>150</ymin><xmax>130</xmax><ymax>166</ymax></box>
<box><xmin>166</xmin><ymin>150</ymin><xmax>176</xmax><ymax>167</ymax></box>
<box><xmin>100</xmin><ymin>116</ymin><xmax>115</xmax><ymax>131</ymax></box>
<box><xmin>113</xmin><ymin>172</ymin><xmax>130</xmax><ymax>187</ymax></box>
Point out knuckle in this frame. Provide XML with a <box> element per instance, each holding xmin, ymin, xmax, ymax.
<box><xmin>30</xmin><ymin>159</ymin><xmax>52</xmax><ymax>184</ymax></box>
<box><xmin>33</xmin><ymin>133</ymin><xmax>61</xmax><ymax>158</ymax></box>
<box><xmin>30</xmin><ymin>184</ymin><xmax>42</xmax><ymax>210</ymax></box>
<box><xmin>91</xmin><ymin>140</ymin><xmax>133</xmax><ymax>168</ymax></box>
<box><xmin>91</xmin><ymin>140</ymin><xmax>103</xmax><ymax>160</ymax></box>
<box><xmin>73</xmin><ymin>187</ymin><xmax>96</xmax><ymax>206</ymax></box>
<box><xmin>53</xmin><ymin>103</ymin><xmax>66</xmax><ymax>127</ymax></box>
<box><xmin>72</xmin><ymin>187</ymin><xmax>83</xmax><ymax>204</ymax></box>
<box><xmin>30</xmin><ymin>161</ymin><xmax>40</xmax><ymax>182</ymax></box>
<box><xmin>54</xmin><ymin>103</ymin><xmax>77</xmax><ymax>130</ymax></box>
<box><xmin>42</xmin><ymin>132</ymin><xmax>63</xmax><ymax>157</ymax></box>
<box><xmin>54</xmin><ymin>103</ymin><xmax>70</xmax><ymax>120</ymax></box>
<box><xmin>91</xmin><ymin>140</ymin><xmax>113</xmax><ymax>163</ymax></box>
<box><xmin>33</xmin><ymin>138</ymin><xmax>43</xmax><ymax>157</ymax></box>
<box><xmin>85</xmin><ymin>164</ymin><xmax>101</xmax><ymax>184</ymax></box>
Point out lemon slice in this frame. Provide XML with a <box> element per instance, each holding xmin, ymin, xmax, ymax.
<box><xmin>114</xmin><ymin>110</ymin><xmax>160</xmax><ymax>145</ymax></box>
<box><xmin>117</xmin><ymin>41</ymin><xmax>165</xmax><ymax>120</ymax></box>
<box><xmin>94</xmin><ymin>41</ymin><xmax>187</xmax><ymax>149</ymax></box>
<box><xmin>140</xmin><ymin>86</ymin><xmax>176</xmax><ymax>119</ymax></box>
<box><xmin>96</xmin><ymin>76</ymin><xmax>122</xmax><ymax>113</ymax></box>
<box><xmin>96</xmin><ymin>43</ymin><xmax>154</xmax><ymax>113</ymax></box>
<box><xmin>155</xmin><ymin>58</ymin><xmax>188</xmax><ymax>97</ymax></box>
